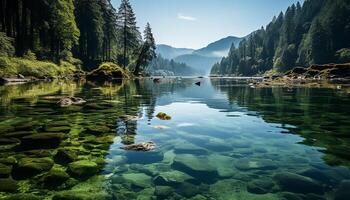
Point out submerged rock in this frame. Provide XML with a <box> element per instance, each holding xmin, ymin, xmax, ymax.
<box><xmin>156</xmin><ymin>112</ymin><xmax>172</xmax><ymax>120</ymax></box>
<box><xmin>121</xmin><ymin>141</ymin><xmax>156</xmax><ymax>151</ymax></box>
<box><xmin>247</xmin><ymin>179</ymin><xmax>275</xmax><ymax>194</ymax></box>
<box><xmin>85</xmin><ymin>125</ymin><xmax>111</xmax><ymax>135</ymax></box>
<box><xmin>68</xmin><ymin>160</ymin><xmax>99</xmax><ymax>179</ymax></box>
<box><xmin>19</xmin><ymin>133</ymin><xmax>64</xmax><ymax>150</ymax></box>
<box><xmin>57</xmin><ymin>97</ymin><xmax>86</xmax><ymax>107</ymax></box>
<box><xmin>53</xmin><ymin>191</ymin><xmax>111</xmax><ymax>200</ymax></box>
<box><xmin>13</xmin><ymin>157</ymin><xmax>54</xmax><ymax>179</ymax></box>
<box><xmin>274</xmin><ymin>172</ymin><xmax>324</xmax><ymax>194</ymax></box>
<box><xmin>40</xmin><ymin>168</ymin><xmax>70</xmax><ymax>188</ymax></box>
<box><xmin>54</xmin><ymin>148</ymin><xmax>78</xmax><ymax>165</ymax></box>
<box><xmin>122</xmin><ymin>173</ymin><xmax>153</xmax><ymax>188</ymax></box>
<box><xmin>154</xmin><ymin>170</ymin><xmax>194</xmax><ymax>186</ymax></box>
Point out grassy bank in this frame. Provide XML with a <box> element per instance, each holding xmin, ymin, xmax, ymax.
<box><xmin>0</xmin><ymin>56</ymin><xmax>77</xmax><ymax>78</ymax></box>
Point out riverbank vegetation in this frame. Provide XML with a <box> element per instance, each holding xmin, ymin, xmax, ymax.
<box><xmin>0</xmin><ymin>0</ymin><xmax>156</xmax><ymax>79</ymax></box>
<box><xmin>211</xmin><ymin>0</ymin><xmax>350</xmax><ymax>76</ymax></box>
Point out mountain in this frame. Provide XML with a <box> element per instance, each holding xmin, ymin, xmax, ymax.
<box><xmin>156</xmin><ymin>36</ymin><xmax>243</xmax><ymax>75</ymax></box>
<box><xmin>174</xmin><ymin>54</ymin><xmax>220</xmax><ymax>75</ymax></box>
<box><xmin>193</xmin><ymin>36</ymin><xmax>242</xmax><ymax>57</ymax></box>
<box><xmin>155</xmin><ymin>45</ymin><xmax>194</xmax><ymax>60</ymax></box>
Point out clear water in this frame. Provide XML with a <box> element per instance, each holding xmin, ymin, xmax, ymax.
<box><xmin>0</xmin><ymin>78</ymin><xmax>350</xmax><ymax>200</ymax></box>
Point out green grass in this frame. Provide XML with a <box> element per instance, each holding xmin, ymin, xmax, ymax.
<box><xmin>0</xmin><ymin>56</ymin><xmax>77</xmax><ymax>78</ymax></box>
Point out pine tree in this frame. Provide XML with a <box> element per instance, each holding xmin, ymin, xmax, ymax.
<box><xmin>116</xmin><ymin>0</ymin><xmax>141</xmax><ymax>69</ymax></box>
<box><xmin>134</xmin><ymin>23</ymin><xmax>156</xmax><ymax>75</ymax></box>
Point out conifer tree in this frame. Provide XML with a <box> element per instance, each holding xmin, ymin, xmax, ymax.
<box><xmin>116</xmin><ymin>0</ymin><xmax>141</xmax><ymax>69</ymax></box>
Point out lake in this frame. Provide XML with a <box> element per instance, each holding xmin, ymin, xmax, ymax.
<box><xmin>0</xmin><ymin>78</ymin><xmax>350</xmax><ymax>200</ymax></box>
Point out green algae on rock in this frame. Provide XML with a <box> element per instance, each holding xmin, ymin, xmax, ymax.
<box><xmin>13</xmin><ymin>157</ymin><xmax>54</xmax><ymax>179</ymax></box>
<box><xmin>68</xmin><ymin>160</ymin><xmax>99</xmax><ymax>179</ymax></box>
<box><xmin>156</xmin><ymin>112</ymin><xmax>172</xmax><ymax>120</ymax></box>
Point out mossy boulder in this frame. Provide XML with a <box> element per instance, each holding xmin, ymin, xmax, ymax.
<box><xmin>87</xmin><ymin>62</ymin><xmax>130</xmax><ymax>81</ymax></box>
<box><xmin>12</xmin><ymin>157</ymin><xmax>54</xmax><ymax>179</ymax></box>
<box><xmin>54</xmin><ymin>148</ymin><xmax>78</xmax><ymax>165</ymax></box>
<box><xmin>18</xmin><ymin>133</ymin><xmax>65</xmax><ymax>150</ymax></box>
<box><xmin>68</xmin><ymin>160</ymin><xmax>99</xmax><ymax>179</ymax></box>
<box><xmin>0</xmin><ymin>177</ymin><xmax>18</xmax><ymax>192</ymax></box>
<box><xmin>156</xmin><ymin>112</ymin><xmax>172</xmax><ymax>120</ymax></box>
<box><xmin>85</xmin><ymin>125</ymin><xmax>111</xmax><ymax>135</ymax></box>
<box><xmin>40</xmin><ymin>168</ymin><xmax>70</xmax><ymax>188</ymax></box>
<box><xmin>45</xmin><ymin>126</ymin><xmax>71</xmax><ymax>133</ymax></box>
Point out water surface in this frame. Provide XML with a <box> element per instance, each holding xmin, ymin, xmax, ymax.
<box><xmin>0</xmin><ymin>78</ymin><xmax>350</xmax><ymax>199</ymax></box>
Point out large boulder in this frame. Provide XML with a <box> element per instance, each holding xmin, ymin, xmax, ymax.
<box><xmin>86</xmin><ymin>62</ymin><xmax>129</xmax><ymax>81</ymax></box>
<box><xmin>12</xmin><ymin>157</ymin><xmax>54</xmax><ymax>179</ymax></box>
<box><xmin>54</xmin><ymin>148</ymin><xmax>78</xmax><ymax>165</ymax></box>
<box><xmin>274</xmin><ymin>172</ymin><xmax>324</xmax><ymax>194</ymax></box>
<box><xmin>39</xmin><ymin>168</ymin><xmax>70</xmax><ymax>188</ymax></box>
<box><xmin>68</xmin><ymin>160</ymin><xmax>99</xmax><ymax>179</ymax></box>
<box><xmin>0</xmin><ymin>163</ymin><xmax>12</xmax><ymax>178</ymax></box>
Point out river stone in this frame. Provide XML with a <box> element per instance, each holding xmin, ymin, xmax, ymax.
<box><xmin>13</xmin><ymin>157</ymin><xmax>54</xmax><ymax>179</ymax></box>
<box><xmin>177</xmin><ymin>182</ymin><xmax>200</xmax><ymax>198</ymax></box>
<box><xmin>19</xmin><ymin>133</ymin><xmax>64</xmax><ymax>150</ymax></box>
<box><xmin>174</xmin><ymin>141</ymin><xmax>208</xmax><ymax>155</ymax></box>
<box><xmin>122</xmin><ymin>173</ymin><xmax>153</xmax><ymax>188</ymax></box>
<box><xmin>173</xmin><ymin>154</ymin><xmax>216</xmax><ymax>173</ymax></box>
<box><xmin>54</xmin><ymin>148</ymin><xmax>78</xmax><ymax>165</ymax></box>
<box><xmin>154</xmin><ymin>170</ymin><xmax>194</xmax><ymax>186</ymax></box>
<box><xmin>0</xmin><ymin>178</ymin><xmax>18</xmax><ymax>192</ymax></box>
<box><xmin>234</xmin><ymin>158</ymin><xmax>278</xmax><ymax>171</ymax></box>
<box><xmin>247</xmin><ymin>179</ymin><xmax>275</xmax><ymax>194</ymax></box>
<box><xmin>45</xmin><ymin>126</ymin><xmax>71</xmax><ymax>133</ymax></box>
<box><xmin>155</xmin><ymin>186</ymin><xmax>173</xmax><ymax>198</ymax></box>
<box><xmin>68</xmin><ymin>160</ymin><xmax>99</xmax><ymax>179</ymax></box>
<box><xmin>137</xmin><ymin>188</ymin><xmax>155</xmax><ymax>200</ymax></box>
<box><xmin>85</xmin><ymin>125</ymin><xmax>110</xmax><ymax>135</ymax></box>
<box><xmin>274</xmin><ymin>172</ymin><xmax>324</xmax><ymax>194</ymax></box>
<box><xmin>335</xmin><ymin>180</ymin><xmax>350</xmax><ymax>200</ymax></box>
<box><xmin>209</xmin><ymin>179</ymin><xmax>278</xmax><ymax>200</ymax></box>
<box><xmin>0</xmin><ymin>163</ymin><xmax>12</xmax><ymax>178</ymax></box>
<box><xmin>40</xmin><ymin>168</ymin><xmax>70</xmax><ymax>188</ymax></box>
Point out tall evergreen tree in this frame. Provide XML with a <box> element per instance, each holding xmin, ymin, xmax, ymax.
<box><xmin>116</xmin><ymin>0</ymin><xmax>141</xmax><ymax>69</ymax></box>
<box><xmin>134</xmin><ymin>23</ymin><xmax>156</xmax><ymax>75</ymax></box>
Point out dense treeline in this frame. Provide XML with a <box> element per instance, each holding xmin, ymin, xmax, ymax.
<box><xmin>0</xmin><ymin>0</ymin><xmax>156</xmax><ymax>74</ymax></box>
<box><xmin>211</xmin><ymin>0</ymin><xmax>350</xmax><ymax>76</ymax></box>
<box><xmin>146</xmin><ymin>55</ymin><xmax>197</xmax><ymax>76</ymax></box>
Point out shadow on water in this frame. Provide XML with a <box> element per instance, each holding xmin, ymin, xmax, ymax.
<box><xmin>0</xmin><ymin>78</ymin><xmax>349</xmax><ymax>199</ymax></box>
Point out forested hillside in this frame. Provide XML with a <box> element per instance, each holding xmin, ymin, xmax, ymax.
<box><xmin>146</xmin><ymin>55</ymin><xmax>197</xmax><ymax>76</ymax></box>
<box><xmin>211</xmin><ymin>0</ymin><xmax>350</xmax><ymax>76</ymax></box>
<box><xmin>0</xmin><ymin>0</ymin><xmax>156</xmax><ymax>76</ymax></box>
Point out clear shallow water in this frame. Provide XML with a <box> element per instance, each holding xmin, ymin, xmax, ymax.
<box><xmin>0</xmin><ymin>78</ymin><xmax>350</xmax><ymax>200</ymax></box>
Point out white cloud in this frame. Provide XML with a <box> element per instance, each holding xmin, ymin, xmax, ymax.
<box><xmin>177</xmin><ymin>13</ymin><xmax>197</xmax><ymax>21</ymax></box>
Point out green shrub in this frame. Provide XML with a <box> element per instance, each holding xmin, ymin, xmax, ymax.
<box><xmin>23</xmin><ymin>50</ymin><xmax>37</xmax><ymax>60</ymax></box>
<box><xmin>0</xmin><ymin>32</ymin><xmax>15</xmax><ymax>57</ymax></box>
<box><xmin>335</xmin><ymin>48</ymin><xmax>350</xmax><ymax>63</ymax></box>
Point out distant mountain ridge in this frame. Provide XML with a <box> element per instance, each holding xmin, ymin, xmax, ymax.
<box><xmin>156</xmin><ymin>36</ymin><xmax>243</xmax><ymax>75</ymax></box>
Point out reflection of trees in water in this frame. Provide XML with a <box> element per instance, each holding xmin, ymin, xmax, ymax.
<box><xmin>210</xmin><ymin>78</ymin><xmax>350</xmax><ymax>167</ymax></box>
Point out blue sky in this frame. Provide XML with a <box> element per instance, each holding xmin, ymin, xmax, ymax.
<box><xmin>111</xmin><ymin>0</ymin><xmax>303</xmax><ymax>49</ymax></box>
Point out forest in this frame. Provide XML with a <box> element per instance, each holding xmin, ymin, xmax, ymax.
<box><xmin>0</xmin><ymin>0</ymin><xmax>156</xmax><ymax>77</ymax></box>
<box><xmin>211</xmin><ymin>0</ymin><xmax>350</xmax><ymax>76</ymax></box>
